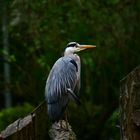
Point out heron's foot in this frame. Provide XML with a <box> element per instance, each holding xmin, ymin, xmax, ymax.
<box><xmin>59</xmin><ymin>120</ymin><xmax>70</xmax><ymax>131</ymax></box>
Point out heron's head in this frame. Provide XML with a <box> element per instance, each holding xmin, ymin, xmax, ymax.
<box><xmin>64</xmin><ymin>42</ymin><xmax>96</xmax><ymax>56</ymax></box>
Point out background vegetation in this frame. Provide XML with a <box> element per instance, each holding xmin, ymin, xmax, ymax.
<box><xmin>0</xmin><ymin>0</ymin><xmax>140</xmax><ymax>139</ymax></box>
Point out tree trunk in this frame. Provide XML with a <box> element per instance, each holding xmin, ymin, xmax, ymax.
<box><xmin>2</xmin><ymin>0</ymin><xmax>12</xmax><ymax>107</ymax></box>
<box><xmin>120</xmin><ymin>65</ymin><xmax>140</xmax><ymax>140</ymax></box>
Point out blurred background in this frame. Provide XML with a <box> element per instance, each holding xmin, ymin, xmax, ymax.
<box><xmin>0</xmin><ymin>0</ymin><xmax>140</xmax><ymax>139</ymax></box>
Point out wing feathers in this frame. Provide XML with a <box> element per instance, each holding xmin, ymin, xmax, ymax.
<box><xmin>67</xmin><ymin>88</ymin><xmax>81</xmax><ymax>105</ymax></box>
<box><xmin>45</xmin><ymin>57</ymin><xmax>80</xmax><ymax>121</ymax></box>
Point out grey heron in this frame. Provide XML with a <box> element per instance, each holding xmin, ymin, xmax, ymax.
<box><xmin>45</xmin><ymin>42</ymin><xmax>96</xmax><ymax>122</ymax></box>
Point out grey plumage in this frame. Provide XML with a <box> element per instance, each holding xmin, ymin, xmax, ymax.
<box><xmin>45</xmin><ymin>42</ymin><xmax>96</xmax><ymax>122</ymax></box>
<box><xmin>45</xmin><ymin>57</ymin><xmax>80</xmax><ymax>121</ymax></box>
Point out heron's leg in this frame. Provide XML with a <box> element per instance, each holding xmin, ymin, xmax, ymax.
<box><xmin>60</xmin><ymin>120</ymin><xmax>63</xmax><ymax>129</ymax></box>
<box><xmin>65</xmin><ymin>110</ymin><xmax>69</xmax><ymax>130</ymax></box>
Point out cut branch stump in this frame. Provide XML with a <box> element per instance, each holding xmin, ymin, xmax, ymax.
<box><xmin>49</xmin><ymin>120</ymin><xmax>77</xmax><ymax>140</ymax></box>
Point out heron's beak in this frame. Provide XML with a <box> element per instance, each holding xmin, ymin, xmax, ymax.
<box><xmin>77</xmin><ymin>44</ymin><xmax>96</xmax><ymax>51</ymax></box>
<box><xmin>79</xmin><ymin>45</ymin><xmax>96</xmax><ymax>49</ymax></box>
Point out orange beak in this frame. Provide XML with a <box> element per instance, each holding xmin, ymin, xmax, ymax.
<box><xmin>78</xmin><ymin>45</ymin><xmax>96</xmax><ymax>49</ymax></box>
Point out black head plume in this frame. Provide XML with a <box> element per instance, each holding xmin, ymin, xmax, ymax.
<box><xmin>66</xmin><ymin>42</ymin><xmax>78</xmax><ymax>48</ymax></box>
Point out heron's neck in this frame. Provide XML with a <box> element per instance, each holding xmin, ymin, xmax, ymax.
<box><xmin>64</xmin><ymin>53</ymin><xmax>79</xmax><ymax>61</ymax></box>
<box><xmin>64</xmin><ymin>51</ymin><xmax>74</xmax><ymax>56</ymax></box>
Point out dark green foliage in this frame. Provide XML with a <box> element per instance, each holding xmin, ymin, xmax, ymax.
<box><xmin>0</xmin><ymin>0</ymin><xmax>140</xmax><ymax>139</ymax></box>
<box><xmin>101</xmin><ymin>109</ymin><xmax>120</xmax><ymax>140</ymax></box>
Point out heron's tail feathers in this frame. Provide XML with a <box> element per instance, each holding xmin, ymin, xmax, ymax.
<box><xmin>67</xmin><ymin>88</ymin><xmax>81</xmax><ymax>105</ymax></box>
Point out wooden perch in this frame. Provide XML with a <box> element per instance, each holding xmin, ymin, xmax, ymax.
<box><xmin>0</xmin><ymin>101</ymin><xmax>77</xmax><ymax>140</ymax></box>
<box><xmin>120</xmin><ymin>65</ymin><xmax>140</xmax><ymax>140</ymax></box>
<box><xmin>49</xmin><ymin>120</ymin><xmax>77</xmax><ymax>140</ymax></box>
<box><xmin>0</xmin><ymin>101</ymin><xmax>49</xmax><ymax>140</ymax></box>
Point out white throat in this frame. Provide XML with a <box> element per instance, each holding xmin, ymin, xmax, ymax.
<box><xmin>64</xmin><ymin>47</ymin><xmax>76</xmax><ymax>56</ymax></box>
